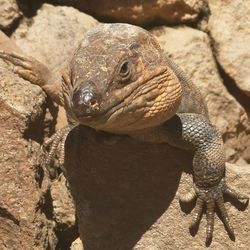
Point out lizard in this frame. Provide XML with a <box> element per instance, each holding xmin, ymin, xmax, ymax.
<box><xmin>0</xmin><ymin>23</ymin><xmax>248</xmax><ymax>244</ymax></box>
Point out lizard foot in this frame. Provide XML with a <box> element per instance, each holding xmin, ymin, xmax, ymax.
<box><xmin>0</xmin><ymin>50</ymin><xmax>50</xmax><ymax>87</ymax></box>
<box><xmin>180</xmin><ymin>178</ymin><xmax>248</xmax><ymax>245</ymax></box>
<box><xmin>42</xmin><ymin>125</ymin><xmax>73</xmax><ymax>176</ymax></box>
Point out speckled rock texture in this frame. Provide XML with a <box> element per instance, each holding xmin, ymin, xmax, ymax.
<box><xmin>208</xmin><ymin>0</ymin><xmax>250</xmax><ymax>97</ymax></box>
<box><xmin>70</xmin><ymin>238</ymin><xmax>83</xmax><ymax>250</ymax></box>
<box><xmin>49</xmin><ymin>0</ymin><xmax>207</xmax><ymax>26</ymax></box>
<box><xmin>51</xmin><ymin>175</ymin><xmax>75</xmax><ymax>228</ymax></box>
<box><xmin>151</xmin><ymin>26</ymin><xmax>250</xmax><ymax>164</ymax></box>
<box><xmin>0</xmin><ymin>31</ymin><xmax>56</xmax><ymax>249</ymax></box>
<box><xmin>51</xmin><ymin>174</ymin><xmax>77</xmax><ymax>247</ymax></box>
<box><xmin>12</xmin><ymin>3</ymin><xmax>98</xmax><ymax>70</ymax></box>
<box><xmin>65</xmin><ymin>126</ymin><xmax>250</xmax><ymax>250</ymax></box>
<box><xmin>0</xmin><ymin>0</ymin><xmax>21</xmax><ymax>30</ymax></box>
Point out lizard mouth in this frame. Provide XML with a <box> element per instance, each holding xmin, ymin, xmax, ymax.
<box><xmin>75</xmin><ymin>68</ymin><xmax>167</xmax><ymax>120</ymax></box>
<box><xmin>75</xmin><ymin>66</ymin><xmax>181</xmax><ymax>133</ymax></box>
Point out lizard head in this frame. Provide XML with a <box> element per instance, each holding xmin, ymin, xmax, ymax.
<box><xmin>63</xmin><ymin>23</ymin><xmax>182</xmax><ymax>134</ymax></box>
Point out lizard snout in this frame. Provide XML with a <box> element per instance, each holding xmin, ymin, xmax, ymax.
<box><xmin>72</xmin><ymin>86</ymin><xmax>100</xmax><ymax>117</ymax></box>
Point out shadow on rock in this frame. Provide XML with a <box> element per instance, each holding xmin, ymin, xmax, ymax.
<box><xmin>64</xmin><ymin>125</ymin><xmax>191</xmax><ymax>250</ymax></box>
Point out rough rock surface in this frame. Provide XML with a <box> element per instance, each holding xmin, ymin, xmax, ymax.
<box><xmin>51</xmin><ymin>175</ymin><xmax>75</xmax><ymax>228</ymax></box>
<box><xmin>65</xmin><ymin>126</ymin><xmax>250</xmax><ymax>250</ymax></box>
<box><xmin>12</xmin><ymin>3</ymin><xmax>98</xmax><ymax>70</ymax></box>
<box><xmin>49</xmin><ymin>0</ymin><xmax>206</xmax><ymax>26</ymax></box>
<box><xmin>0</xmin><ymin>32</ymin><xmax>56</xmax><ymax>249</ymax></box>
<box><xmin>70</xmin><ymin>238</ymin><xmax>83</xmax><ymax>250</ymax></box>
<box><xmin>8</xmin><ymin>4</ymin><xmax>99</xmax><ymax>246</ymax></box>
<box><xmin>151</xmin><ymin>26</ymin><xmax>250</xmax><ymax>164</ymax></box>
<box><xmin>0</xmin><ymin>0</ymin><xmax>21</xmax><ymax>30</ymax></box>
<box><xmin>207</xmin><ymin>0</ymin><xmax>250</xmax><ymax>96</ymax></box>
<box><xmin>51</xmin><ymin>174</ymin><xmax>77</xmax><ymax>246</ymax></box>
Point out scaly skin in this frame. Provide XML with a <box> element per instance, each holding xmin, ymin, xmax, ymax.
<box><xmin>0</xmin><ymin>23</ymin><xmax>248</xmax><ymax>244</ymax></box>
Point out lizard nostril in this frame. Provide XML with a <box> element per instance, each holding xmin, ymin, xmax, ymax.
<box><xmin>90</xmin><ymin>98</ymin><xmax>98</xmax><ymax>107</ymax></box>
<box><xmin>72</xmin><ymin>87</ymin><xmax>99</xmax><ymax>116</ymax></box>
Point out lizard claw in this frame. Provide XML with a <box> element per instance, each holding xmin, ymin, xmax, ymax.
<box><xmin>42</xmin><ymin>125</ymin><xmax>73</xmax><ymax>176</ymax></box>
<box><xmin>181</xmin><ymin>178</ymin><xmax>248</xmax><ymax>245</ymax></box>
<box><xmin>0</xmin><ymin>50</ymin><xmax>50</xmax><ymax>87</ymax></box>
<box><xmin>0</xmin><ymin>50</ymin><xmax>32</xmax><ymax>67</ymax></box>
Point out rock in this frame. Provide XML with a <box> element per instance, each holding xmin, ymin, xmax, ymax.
<box><xmin>151</xmin><ymin>26</ymin><xmax>250</xmax><ymax>163</ymax></box>
<box><xmin>64</xmin><ymin>126</ymin><xmax>250</xmax><ymax>250</ymax></box>
<box><xmin>51</xmin><ymin>174</ymin><xmax>77</xmax><ymax>247</ymax></box>
<box><xmin>49</xmin><ymin>0</ymin><xmax>207</xmax><ymax>26</ymax></box>
<box><xmin>207</xmin><ymin>0</ymin><xmax>250</xmax><ymax>96</ymax></box>
<box><xmin>71</xmin><ymin>238</ymin><xmax>83</xmax><ymax>250</ymax></box>
<box><xmin>0</xmin><ymin>0</ymin><xmax>21</xmax><ymax>30</ymax></box>
<box><xmin>51</xmin><ymin>174</ymin><xmax>75</xmax><ymax>228</ymax></box>
<box><xmin>0</xmin><ymin>32</ymin><xmax>56</xmax><ymax>249</ymax></box>
<box><xmin>0</xmin><ymin>31</ymin><xmax>44</xmax><ymax>129</ymax></box>
<box><xmin>135</xmin><ymin>163</ymin><xmax>250</xmax><ymax>250</ymax></box>
<box><xmin>12</xmin><ymin>3</ymin><xmax>99</xmax><ymax>69</ymax></box>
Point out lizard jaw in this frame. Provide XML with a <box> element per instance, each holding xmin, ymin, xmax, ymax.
<box><xmin>72</xmin><ymin>68</ymin><xmax>182</xmax><ymax>134</ymax></box>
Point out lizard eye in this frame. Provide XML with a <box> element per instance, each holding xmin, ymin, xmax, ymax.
<box><xmin>119</xmin><ymin>60</ymin><xmax>131</xmax><ymax>80</ymax></box>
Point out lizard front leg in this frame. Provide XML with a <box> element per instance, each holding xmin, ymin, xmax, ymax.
<box><xmin>0</xmin><ymin>50</ymin><xmax>64</xmax><ymax>105</ymax></box>
<box><xmin>0</xmin><ymin>50</ymin><xmax>72</xmax><ymax>171</ymax></box>
<box><xmin>164</xmin><ymin>113</ymin><xmax>248</xmax><ymax>244</ymax></box>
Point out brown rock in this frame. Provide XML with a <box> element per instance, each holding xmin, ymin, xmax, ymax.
<box><xmin>50</xmin><ymin>0</ymin><xmax>206</xmax><ymax>26</ymax></box>
<box><xmin>12</xmin><ymin>3</ymin><xmax>99</xmax><ymax>69</ymax></box>
<box><xmin>0</xmin><ymin>30</ymin><xmax>21</xmax><ymax>52</ymax></box>
<box><xmin>151</xmin><ymin>26</ymin><xmax>250</xmax><ymax>163</ymax></box>
<box><xmin>208</xmin><ymin>0</ymin><xmax>250</xmax><ymax>96</ymax></box>
<box><xmin>51</xmin><ymin>174</ymin><xmax>77</xmax><ymax>246</ymax></box>
<box><xmin>70</xmin><ymin>238</ymin><xmax>83</xmax><ymax>250</ymax></box>
<box><xmin>51</xmin><ymin>175</ymin><xmax>75</xmax><ymax>227</ymax></box>
<box><xmin>0</xmin><ymin>0</ymin><xmax>21</xmax><ymax>30</ymax></box>
<box><xmin>64</xmin><ymin>126</ymin><xmax>250</xmax><ymax>250</ymax></box>
<box><xmin>0</xmin><ymin>32</ymin><xmax>56</xmax><ymax>249</ymax></box>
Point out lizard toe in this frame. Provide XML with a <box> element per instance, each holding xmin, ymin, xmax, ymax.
<box><xmin>43</xmin><ymin>125</ymin><xmax>72</xmax><ymax>174</ymax></box>
<box><xmin>0</xmin><ymin>51</ymin><xmax>31</xmax><ymax>68</ymax></box>
<box><xmin>223</xmin><ymin>184</ymin><xmax>249</xmax><ymax>202</ymax></box>
<box><xmin>188</xmin><ymin>178</ymin><xmax>242</xmax><ymax>243</ymax></box>
<box><xmin>216</xmin><ymin>194</ymin><xmax>235</xmax><ymax>239</ymax></box>
<box><xmin>0</xmin><ymin>50</ymin><xmax>51</xmax><ymax>88</ymax></box>
<box><xmin>205</xmin><ymin>200</ymin><xmax>215</xmax><ymax>245</ymax></box>
<box><xmin>189</xmin><ymin>197</ymin><xmax>204</xmax><ymax>228</ymax></box>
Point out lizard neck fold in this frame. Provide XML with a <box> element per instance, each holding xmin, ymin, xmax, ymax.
<box><xmin>93</xmin><ymin>66</ymin><xmax>182</xmax><ymax>134</ymax></box>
